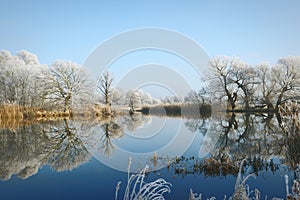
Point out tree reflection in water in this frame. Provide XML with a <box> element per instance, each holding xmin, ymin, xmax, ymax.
<box><xmin>46</xmin><ymin>119</ymin><xmax>91</xmax><ymax>172</ymax></box>
<box><xmin>98</xmin><ymin>121</ymin><xmax>123</xmax><ymax>157</ymax></box>
<box><xmin>166</xmin><ymin>156</ymin><xmax>279</xmax><ymax>178</ymax></box>
<box><xmin>181</xmin><ymin>111</ymin><xmax>299</xmax><ymax>181</ymax></box>
<box><xmin>0</xmin><ymin>119</ymin><xmax>91</xmax><ymax>180</ymax></box>
<box><xmin>0</xmin><ymin>122</ymin><xmax>52</xmax><ymax>180</ymax></box>
<box><xmin>121</xmin><ymin>112</ymin><xmax>152</xmax><ymax>132</ymax></box>
<box><xmin>0</xmin><ymin>110</ymin><xmax>299</xmax><ymax>184</ymax></box>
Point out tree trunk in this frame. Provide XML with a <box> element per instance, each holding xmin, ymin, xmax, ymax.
<box><xmin>276</xmin><ymin>87</ymin><xmax>287</xmax><ymax>111</ymax></box>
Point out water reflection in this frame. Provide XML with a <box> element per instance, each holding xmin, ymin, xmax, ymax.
<box><xmin>205</xmin><ymin>112</ymin><xmax>300</xmax><ymax>182</ymax></box>
<box><xmin>98</xmin><ymin>121</ymin><xmax>123</xmax><ymax>157</ymax></box>
<box><xmin>167</xmin><ymin>156</ymin><xmax>280</xmax><ymax>178</ymax></box>
<box><xmin>46</xmin><ymin>119</ymin><xmax>91</xmax><ymax>172</ymax></box>
<box><xmin>0</xmin><ymin>111</ymin><xmax>299</xmax><ymax>183</ymax></box>
<box><xmin>184</xmin><ymin>118</ymin><xmax>208</xmax><ymax>134</ymax></box>
<box><xmin>0</xmin><ymin>119</ymin><xmax>92</xmax><ymax>180</ymax></box>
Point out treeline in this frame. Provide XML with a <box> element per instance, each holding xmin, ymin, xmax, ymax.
<box><xmin>207</xmin><ymin>56</ymin><xmax>300</xmax><ymax>111</ymax></box>
<box><xmin>0</xmin><ymin>50</ymin><xmax>93</xmax><ymax>112</ymax></box>
<box><xmin>1</xmin><ymin>50</ymin><xmax>299</xmax><ymax>115</ymax></box>
<box><xmin>0</xmin><ymin>50</ymin><xmax>161</xmax><ymax>114</ymax></box>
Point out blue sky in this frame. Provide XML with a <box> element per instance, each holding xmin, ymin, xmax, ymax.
<box><xmin>1</xmin><ymin>0</ymin><xmax>299</xmax><ymax>66</ymax></box>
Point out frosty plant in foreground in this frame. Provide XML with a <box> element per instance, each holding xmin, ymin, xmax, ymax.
<box><xmin>115</xmin><ymin>157</ymin><xmax>172</xmax><ymax>200</ymax></box>
<box><xmin>189</xmin><ymin>159</ymin><xmax>259</xmax><ymax>200</ymax></box>
<box><xmin>189</xmin><ymin>160</ymin><xmax>300</xmax><ymax>199</ymax></box>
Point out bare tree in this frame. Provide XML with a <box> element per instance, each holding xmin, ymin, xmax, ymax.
<box><xmin>273</xmin><ymin>56</ymin><xmax>300</xmax><ymax>110</ymax></box>
<box><xmin>208</xmin><ymin>56</ymin><xmax>238</xmax><ymax>110</ymax></box>
<box><xmin>97</xmin><ymin>71</ymin><xmax>113</xmax><ymax>106</ymax></box>
<box><xmin>41</xmin><ymin>61</ymin><xmax>92</xmax><ymax>111</ymax></box>
<box><xmin>229</xmin><ymin>62</ymin><xmax>257</xmax><ymax>109</ymax></box>
<box><xmin>184</xmin><ymin>88</ymin><xmax>207</xmax><ymax>104</ymax></box>
<box><xmin>254</xmin><ymin>64</ymin><xmax>276</xmax><ymax>109</ymax></box>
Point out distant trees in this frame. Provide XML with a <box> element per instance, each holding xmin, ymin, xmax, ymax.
<box><xmin>128</xmin><ymin>90</ymin><xmax>141</xmax><ymax>111</ymax></box>
<box><xmin>110</xmin><ymin>88</ymin><xmax>124</xmax><ymax>105</ymax></box>
<box><xmin>96</xmin><ymin>73</ymin><xmax>160</xmax><ymax>110</ymax></box>
<box><xmin>125</xmin><ymin>89</ymin><xmax>162</xmax><ymax>111</ymax></box>
<box><xmin>184</xmin><ymin>88</ymin><xmax>207</xmax><ymax>104</ymax></box>
<box><xmin>162</xmin><ymin>96</ymin><xmax>183</xmax><ymax>104</ymax></box>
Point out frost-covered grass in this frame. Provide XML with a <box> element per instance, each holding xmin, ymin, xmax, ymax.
<box><xmin>115</xmin><ymin>158</ymin><xmax>172</xmax><ymax>200</ymax></box>
<box><xmin>189</xmin><ymin>160</ymin><xmax>300</xmax><ymax>200</ymax></box>
<box><xmin>115</xmin><ymin>158</ymin><xmax>300</xmax><ymax>200</ymax></box>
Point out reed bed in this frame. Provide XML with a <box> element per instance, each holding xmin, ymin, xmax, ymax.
<box><xmin>0</xmin><ymin>103</ymin><xmax>122</xmax><ymax>130</ymax></box>
<box><xmin>139</xmin><ymin>103</ymin><xmax>211</xmax><ymax>118</ymax></box>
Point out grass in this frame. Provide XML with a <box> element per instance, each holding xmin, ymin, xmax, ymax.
<box><xmin>189</xmin><ymin>159</ymin><xmax>300</xmax><ymax>200</ymax></box>
<box><xmin>116</xmin><ymin>157</ymin><xmax>300</xmax><ymax>200</ymax></box>
<box><xmin>0</xmin><ymin>103</ymin><xmax>24</xmax><ymax>120</ymax></box>
<box><xmin>115</xmin><ymin>157</ymin><xmax>172</xmax><ymax>200</ymax></box>
<box><xmin>0</xmin><ymin>103</ymin><xmax>124</xmax><ymax>130</ymax></box>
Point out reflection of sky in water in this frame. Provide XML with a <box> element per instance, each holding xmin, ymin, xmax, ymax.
<box><xmin>124</xmin><ymin>116</ymin><xmax>167</xmax><ymax>139</ymax></box>
<box><xmin>115</xmin><ymin>117</ymin><xmax>181</xmax><ymax>153</ymax></box>
<box><xmin>89</xmin><ymin>117</ymin><xmax>202</xmax><ymax>172</ymax></box>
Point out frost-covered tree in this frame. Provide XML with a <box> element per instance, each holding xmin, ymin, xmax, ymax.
<box><xmin>0</xmin><ymin>50</ymin><xmax>46</xmax><ymax>106</ymax></box>
<box><xmin>16</xmin><ymin>50</ymin><xmax>39</xmax><ymax>65</ymax></box>
<box><xmin>40</xmin><ymin>61</ymin><xmax>93</xmax><ymax>111</ymax></box>
<box><xmin>111</xmin><ymin>88</ymin><xmax>124</xmax><ymax>105</ymax></box>
<box><xmin>127</xmin><ymin>90</ymin><xmax>141</xmax><ymax>111</ymax></box>
<box><xmin>254</xmin><ymin>64</ymin><xmax>277</xmax><ymax>109</ymax></box>
<box><xmin>273</xmin><ymin>56</ymin><xmax>300</xmax><ymax>109</ymax></box>
<box><xmin>97</xmin><ymin>71</ymin><xmax>114</xmax><ymax>106</ymax></box>
<box><xmin>132</xmin><ymin>89</ymin><xmax>158</xmax><ymax>105</ymax></box>
<box><xmin>16</xmin><ymin>51</ymin><xmax>46</xmax><ymax>107</ymax></box>
<box><xmin>184</xmin><ymin>88</ymin><xmax>207</xmax><ymax>104</ymax></box>
<box><xmin>208</xmin><ymin>56</ymin><xmax>238</xmax><ymax>109</ymax></box>
<box><xmin>229</xmin><ymin>62</ymin><xmax>257</xmax><ymax>109</ymax></box>
<box><xmin>161</xmin><ymin>95</ymin><xmax>183</xmax><ymax>104</ymax></box>
<box><xmin>102</xmin><ymin>87</ymin><xmax>159</xmax><ymax>107</ymax></box>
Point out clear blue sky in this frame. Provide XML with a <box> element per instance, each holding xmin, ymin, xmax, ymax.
<box><xmin>1</xmin><ymin>0</ymin><xmax>299</xmax><ymax>66</ymax></box>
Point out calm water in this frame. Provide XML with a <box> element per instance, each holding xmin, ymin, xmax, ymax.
<box><xmin>0</xmin><ymin>113</ymin><xmax>299</xmax><ymax>199</ymax></box>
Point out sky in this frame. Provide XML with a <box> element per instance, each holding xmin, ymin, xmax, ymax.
<box><xmin>1</xmin><ymin>0</ymin><xmax>300</xmax><ymax>96</ymax></box>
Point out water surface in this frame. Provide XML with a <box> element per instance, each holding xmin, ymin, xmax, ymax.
<box><xmin>0</xmin><ymin>113</ymin><xmax>298</xmax><ymax>199</ymax></box>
